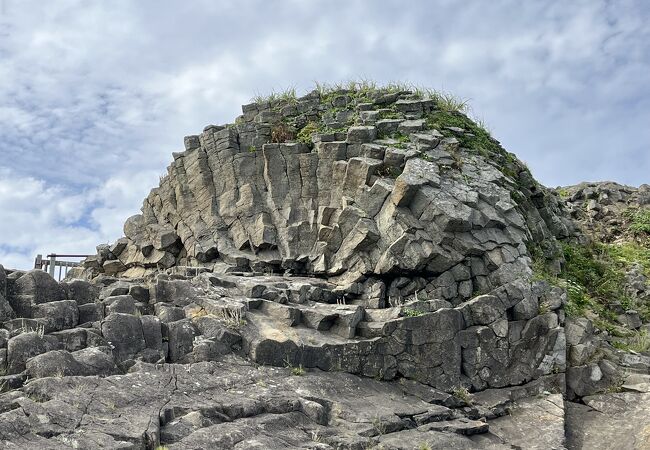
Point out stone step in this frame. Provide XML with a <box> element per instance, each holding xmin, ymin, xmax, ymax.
<box><xmin>250</xmin><ymin>299</ymin><xmax>365</xmax><ymax>339</ymax></box>
<box><xmin>356</xmin><ymin>321</ymin><xmax>386</xmax><ymax>338</ymax></box>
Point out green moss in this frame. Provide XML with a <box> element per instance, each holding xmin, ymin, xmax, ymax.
<box><xmin>378</xmin><ymin>110</ymin><xmax>403</xmax><ymax>120</ymax></box>
<box><xmin>297</xmin><ymin>121</ymin><xmax>319</xmax><ymax>145</ymax></box>
<box><xmin>424</xmin><ymin>110</ymin><xmax>508</xmax><ymax>164</ymax></box>
<box><xmin>378</xmin><ymin>131</ymin><xmax>411</xmax><ymax>146</ymax></box>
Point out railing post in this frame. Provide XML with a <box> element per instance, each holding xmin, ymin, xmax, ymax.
<box><xmin>48</xmin><ymin>254</ymin><xmax>56</xmax><ymax>277</ymax></box>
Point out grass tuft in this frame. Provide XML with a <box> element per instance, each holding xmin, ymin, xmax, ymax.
<box><xmin>251</xmin><ymin>87</ymin><xmax>297</xmax><ymax>105</ymax></box>
<box><xmin>451</xmin><ymin>386</ymin><xmax>472</xmax><ymax>404</ymax></box>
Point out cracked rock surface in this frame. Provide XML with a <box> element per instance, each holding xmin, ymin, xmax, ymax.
<box><xmin>0</xmin><ymin>356</ymin><xmax>567</xmax><ymax>449</ymax></box>
<box><xmin>1</xmin><ymin>87</ymin><xmax>648</xmax><ymax>448</ymax></box>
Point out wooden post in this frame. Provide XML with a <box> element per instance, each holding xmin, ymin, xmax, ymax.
<box><xmin>48</xmin><ymin>254</ymin><xmax>56</xmax><ymax>277</ymax></box>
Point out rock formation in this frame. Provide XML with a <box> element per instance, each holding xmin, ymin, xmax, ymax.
<box><xmin>0</xmin><ymin>85</ymin><xmax>648</xmax><ymax>449</ymax></box>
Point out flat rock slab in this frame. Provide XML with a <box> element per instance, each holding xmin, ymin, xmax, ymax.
<box><xmin>566</xmin><ymin>391</ymin><xmax>650</xmax><ymax>450</ymax></box>
<box><xmin>0</xmin><ymin>355</ymin><xmax>566</xmax><ymax>449</ymax></box>
<box><xmin>473</xmin><ymin>393</ymin><xmax>566</xmax><ymax>450</ymax></box>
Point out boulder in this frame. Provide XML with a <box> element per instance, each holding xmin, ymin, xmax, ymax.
<box><xmin>8</xmin><ymin>270</ymin><xmax>65</xmax><ymax>317</ymax></box>
<box><xmin>0</xmin><ymin>292</ymin><xmax>16</xmax><ymax>322</ymax></box>
<box><xmin>32</xmin><ymin>300</ymin><xmax>79</xmax><ymax>332</ymax></box>
<box><xmin>73</xmin><ymin>347</ymin><xmax>119</xmax><ymax>376</ymax></box>
<box><xmin>78</xmin><ymin>302</ymin><xmax>105</xmax><ymax>323</ymax></box>
<box><xmin>62</xmin><ymin>279</ymin><xmax>99</xmax><ymax>305</ymax></box>
<box><xmin>101</xmin><ymin>313</ymin><xmax>146</xmax><ymax>361</ymax></box>
<box><xmin>25</xmin><ymin>350</ymin><xmax>86</xmax><ymax>378</ymax></box>
<box><xmin>166</xmin><ymin>319</ymin><xmax>198</xmax><ymax>362</ymax></box>
<box><xmin>6</xmin><ymin>332</ymin><xmax>61</xmax><ymax>374</ymax></box>
<box><xmin>104</xmin><ymin>295</ymin><xmax>137</xmax><ymax>315</ymax></box>
<box><xmin>25</xmin><ymin>348</ymin><xmax>118</xmax><ymax>378</ymax></box>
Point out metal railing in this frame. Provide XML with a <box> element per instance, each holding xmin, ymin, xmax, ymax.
<box><xmin>34</xmin><ymin>254</ymin><xmax>90</xmax><ymax>281</ymax></box>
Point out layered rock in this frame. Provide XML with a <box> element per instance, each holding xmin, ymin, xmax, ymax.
<box><xmin>559</xmin><ymin>181</ymin><xmax>650</xmax><ymax>243</ymax></box>
<box><xmin>80</xmin><ymin>89</ymin><xmax>572</xmax><ymax>284</ymax></box>
<box><xmin>1</xmin><ymin>86</ymin><xmax>646</xmax><ymax>448</ymax></box>
<box><xmin>64</xmin><ymin>89</ymin><xmax>577</xmax><ymax>393</ymax></box>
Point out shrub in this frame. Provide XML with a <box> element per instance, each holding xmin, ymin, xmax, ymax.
<box><xmin>556</xmin><ymin>241</ymin><xmax>650</xmax><ymax>326</ymax></box>
<box><xmin>270</xmin><ymin>122</ymin><xmax>295</xmax><ymax>143</ymax></box>
<box><xmin>283</xmin><ymin>357</ymin><xmax>306</xmax><ymax>376</ymax></box>
<box><xmin>451</xmin><ymin>386</ymin><xmax>472</xmax><ymax>404</ymax></box>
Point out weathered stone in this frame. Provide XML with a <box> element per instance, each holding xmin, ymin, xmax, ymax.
<box><xmin>62</xmin><ymin>279</ymin><xmax>99</xmax><ymax>305</ymax></box>
<box><xmin>103</xmin><ymin>259</ymin><xmax>127</xmax><ymax>275</ymax></box>
<box><xmin>458</xmin><ymin>294</ymin><xmax>504</xmax><ymax>326</ymax></box>
<box><xmin>32</xmin><ymin>300</ymin><xmax>79</xmax><ymax>332</ymax></box>
<box><xmin>346</xmin><ymin>126</ymin><xmax>377</xmax><ymax>143</ymax></box>
<box><xmin>101</xmin><ymin>313</ymin><xmax>146</xmax><ymax>361</ymax></box>
<box><xmin>78</xmin><ymin>302</ymin><xmax>105</xmax><ymax>323</ymax></box>
<box><xmin>103</xmin><ymin>294</ymin><xmax>137</xmax><ymax>315</ymax></box>
<box><xmin>8</xmin><ymin>270</ymin><xmax>65</xmax><ymax>317</ymax></box>
<box><xmin>6</xmin><ymin>332</ymin><xmax>61</xmax><ymax>374</ymax></box>
<box><xmin>0</xmin><ymin>292</ymin><xmax>15</xmax><ymax>322</ymax></box>
<box><xmin>166</xmin><ymin>319</ymin><xmax>198</xmax><ymax>362</ymax></box>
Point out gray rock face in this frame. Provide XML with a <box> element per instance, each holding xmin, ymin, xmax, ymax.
<box><xmin>0</xmin><ymin>356</ymin><xmax>568</xmax><ymax>449</ymax></box>
<box><xmin>7</xmin><ymin>270</ymin><xmax>65</xmax><ymax>317</ymax></box>
<box><xmin>6</xmin><ymin>331</ymin><xmax>61</xmax><ymax>374</ymax></box>
<box><xmin>100</xmin><ymin>312</ymin><xmax>146</xmax><ymax>361</ymax></box>
<box><xmin>560</xmin><ymin>181</ymin><xmax>649</xmax><ymax>243</ymax></box>
<box><xmin>1</xmin><ymin>88</ymin><xmax>645</xmax><ymax>447</ymax></box>
<box><xmin>32</xmin><ymin>299</ymin><xmax>79</xmax><ymax>332</ymax></box>
<box><xmin>61</xmin><ymin>279</ymin><xmax>99</xmax><ymax>305</ymax></box>
<box><xmin>79</xmin><ymin>92</ymin><xmax>571</xmax><ymax>296</ymax></box>
<box><xmin>56</xmin><ymin>90</ymin><xmax>574</xmax><ymax>394</ymax></box>
<box><xmin>566</xmin><ymin>381</ymin><xmax>650</xmax><ymax>450</ymax></box>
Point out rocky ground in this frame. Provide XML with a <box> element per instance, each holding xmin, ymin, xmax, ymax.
<box><xmin>1</xmin><ymin>85</ymin><xmax>648</xmax><ymax>449</ymax></box>
<box><xmin>0</xmin><ymin>265</ymin><xmax>572</xmax><ymax>449</ymax></box>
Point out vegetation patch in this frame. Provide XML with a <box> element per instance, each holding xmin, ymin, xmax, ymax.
<box><xmin>628</xmin><ymin>208</ymin><xmax>650</xmax><ymax>236</ymax></box>
<box><xmin>284</xmin><ymin>357</ymin><xmax>306</xmax><ymax>376</ymax></box>
<box><xmin>251</xmin><ymin>87</ymin><xmax>297</xmax><ymax>105</ymax></box>
<box><xmin>270</xmin><ymin>122</ymin><xmax>295</xmax><ymax>143</ymax></box>
<box><xmin>376</xmin><ymin>166</ymin><xmax>402</xmax><ymax>179</ymax></box>
<box><xmin>401</xmin><ymin>308</ymin><xmax>425</xmax><ymax>317</ymax></box>
<box><xmin>451</xmin><ymin>386</ymin><xmax>472</xmax><ymax>404</ymax></box>
<box><xmin>296</xmin><ymin>121</ymin><xmax>319</xmax><ymax>145</ymax></box>
<box><xmin>534</xmin><ymin>240</ymin><xmax>650</xmax><ymax>327</ymax></box>
<box><xmin>612</xmin><ymin>330</ymin><xmax>650</xmax><ymax>353</ymax></box>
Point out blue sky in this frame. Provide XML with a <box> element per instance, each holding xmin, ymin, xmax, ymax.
<box><xmin>1</xmin><ymin>0</ymin><xmax>649</xmax><ymax>269</ymax></box>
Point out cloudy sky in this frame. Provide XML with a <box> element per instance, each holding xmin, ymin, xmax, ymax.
<box><xmin>1</xmin><ymin>0</ymin><xmax>648</xmax><ymax>269</ymax></box>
